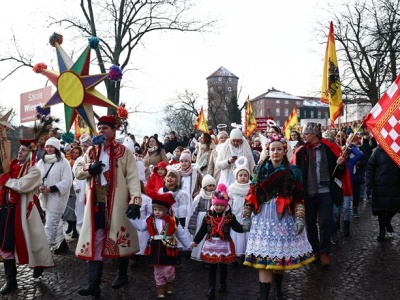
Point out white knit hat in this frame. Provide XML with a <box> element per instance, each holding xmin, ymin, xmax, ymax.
<box><xmin>230</xmin><ymin>128</ymin><xmax>243</xmax><ymax>140</ymax></box>
<box><xmin>45</xmin><ymin>137</ymin><xmax>61</xmax><ymax>150</ymax></box>
<box><xmin>202</xmin><ymin>174</ymin><xmax>216</xmax><ymax>188</ymax></box>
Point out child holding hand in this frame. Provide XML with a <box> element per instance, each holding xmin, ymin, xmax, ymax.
<box><xmin>191</xmin><ymin>183</ymin><xmax>250</xmax><ymax>299</ymax></box>
<box><xmin>131</xmin><ymin>192</ymin><xmax>191</xmax><ymax>298</ymax></box>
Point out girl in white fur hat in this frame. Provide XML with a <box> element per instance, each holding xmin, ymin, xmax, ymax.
<box><xmin>228</xmin><ymin>156</ymin><xmax>251</xmax><ymax>262</ymax></box>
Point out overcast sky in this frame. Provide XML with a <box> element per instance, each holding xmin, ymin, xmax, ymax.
<box><xmin>0</xmin><ymin>0</ymin><xmax>341</xmax><ymax>140</ymax></box>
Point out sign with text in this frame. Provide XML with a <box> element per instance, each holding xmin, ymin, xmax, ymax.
<box><xmin>255</xmin><ymin>117</ymin><xmax>273</xmax><ymax>130</ymax></box>
<box><xmin>20</xmin><ymin>86</ymin><xmax>52</xmax><ymax>123</ymax></box>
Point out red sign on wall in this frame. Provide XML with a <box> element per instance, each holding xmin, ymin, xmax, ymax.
<box><xmin>255</xmin><ymin>117</ymin><xmax>274</xmax><ymax>130</ymax></box>
<box><xmin>20</xmin><ymin>86</ymin><xmax>52</xmax><ymax>123</ymax></box>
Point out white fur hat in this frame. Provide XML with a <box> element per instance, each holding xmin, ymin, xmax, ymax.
<box><xmin>202</xmin><ymin>174</ymin><xmax>216</xmax><ymax>188</ymax></box>
<box><xmin>45</xmin><ymin>137</ymin><xmax>61</xmax><ymax>150</ymax></box>
<box><xmin>123</xmin><ymin>137</ymin><xmax>135</xmax><ymax>153</ymax></box>
<box><xmin>230</xmin><ymin>128</ymin><xmax>243</xmax><ymax>140</ymax></box>
<box><xmin>233</xmin><ymin>156</ymin><xmax>250</xmax><ymax>179</ymax></box>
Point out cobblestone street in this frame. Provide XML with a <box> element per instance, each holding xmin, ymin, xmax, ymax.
<box><xmin>1</xmin><ymin>200</ymin><xmax>399</xmax><ymax>299</ymax></box>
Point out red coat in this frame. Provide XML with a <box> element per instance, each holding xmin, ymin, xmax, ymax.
<box><xmin>145</xmin><ymin>161</ymin><xmax>168</xmax><ymax>199</ymax></box>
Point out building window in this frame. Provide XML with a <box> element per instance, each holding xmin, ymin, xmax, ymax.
<box><xmin>228</xmin><ymin>78</ymin><xmax>232</xmax><ymax>82</ymax></box>
<box><xmin>218</xmin><ymin>77</ymin><xmax>222</xmax><ymax>82</ymax></box>
<box><xmin>310</xmin><ymin>111</ymin><xmax>314</xmax><ymax>118</ymax></box>
<box><xmin>276</xmin><ymin>120</ymin><xmax>280</xmax><ymax>126</ymax></box>
<box><xmin>304</xmin><ymin>111</ymin><xmax>307</xmax><ymax>118</ymax></box>
<box><xmin>276</xmin><ymin>108</ymin><xmax>280</xmax><ymax>116</ymax></box>
<box><xmin>296</xmin><ymin>101</ymin><xmax>301</xmax><ymax>105</ymax></box>
<box><xmin>324</xmin><ymin>112</ymin><xmax>328</xmax><ymax>119</ymax></box>
<box><xmin>276</xmin><ymin>99</ymin><xmax>280</xmax><ymax>103</ymax></box>
<box><xmin>284</xmin><ymin>108</ymin><xmax>289</xmax><ymax>117</ymax></box>
<box><xmin>209</xmin><ymin>87</ymin><xmax>213</xmax><ymax>92</ymax></box>
<box><xmin>228</xmin><ymin>87</ymin><xmax>231</xmax><ymax>91</ymax></box>
<box><xmin>284</xmin><ymin>100</ymin><xmax>289</xmax><ymax>104</ymax></box>
<box><xmin>318</xmin><ymin>111</ymin><xmax>321</xmax><ymax>118</ymax></box>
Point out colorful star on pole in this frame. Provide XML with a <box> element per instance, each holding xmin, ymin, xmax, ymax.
<box><xmin>35</xmin><ymin>33</ymin><xmax>117</xmax><ymax>134</ymax></box>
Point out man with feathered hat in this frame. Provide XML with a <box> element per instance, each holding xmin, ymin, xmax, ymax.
<box><xmin>0</xmin><ymin>139</ymin><xmax>54</xmax><ymax>295</ymax></box>
<box><xmin>74</xmin><ymin>114</ymin><xmax>142</xmax><ymax>297</ymax></box>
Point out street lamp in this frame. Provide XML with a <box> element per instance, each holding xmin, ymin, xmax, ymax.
<box><xmin>373</xmin><ymin>52</ymin><xmax>383</xmax><ymax>99</ymax></box>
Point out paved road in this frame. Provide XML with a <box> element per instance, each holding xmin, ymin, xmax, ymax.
<box><xmin>1</xmin><ymin>200</ymin><xmax>399</xmax><ymax>299</ymax></box>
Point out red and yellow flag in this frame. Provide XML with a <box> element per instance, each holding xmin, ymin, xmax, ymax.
<box><xmin>282</xmin><ymin>106</ymin><xmax>299</xmax><ymax>140</ymax></box>
<box><xmin>194</xmin><ymin>106</ymin><xmax>209</xmax><ymax>133</ymax></box>
<box><xmin>321</xmin><ymin>22</ymin><xmax>343</xmax><ymax>126</ymax></box>
<box><xmin>244</xmin><ymin>96</ymin><xmax>257</xmax><ymax>138</ymax></box>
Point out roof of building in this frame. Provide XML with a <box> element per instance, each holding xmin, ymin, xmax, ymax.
<box><xmin>252</xmin><ymin>87</ymin><xmax>303</xmax><ymax>101</ymax></box>
<box><xmin>206</xmin><ymin>66</ymin><xmax>239</xmax><ymax>79</ymax></box>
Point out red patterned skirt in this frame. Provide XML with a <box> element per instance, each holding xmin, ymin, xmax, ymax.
<box><xmin>200</xmin><ymin>237</ymin><xmax>237</xmax><ymax>264</ymax></box>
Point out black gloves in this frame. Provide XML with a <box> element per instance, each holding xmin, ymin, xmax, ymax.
<box><xmin>126</xmin><ymin>205</ymin><xmax>141</xmax><ymax>220</ymax></box>
<box><xmin>89</xmin><ymin>161</ymin><xmax>105</xmax><ymax>175</ymax></box>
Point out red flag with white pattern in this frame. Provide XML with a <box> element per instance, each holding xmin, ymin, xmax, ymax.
<box><xmin>364</xmin><ymin>75</ymin><xmax>400</xmax><ymax>167</ymax></box>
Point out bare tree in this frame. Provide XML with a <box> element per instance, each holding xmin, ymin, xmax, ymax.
<box><xmin>161</xmin><ymin>90</ymin><xmax>199</xmax><ymax>136</ymax></box>
<box><xmin>52</xmin><ymin>0</ymin><xmax>216</xmax><ymax>113</ymax></box>
<box><xmin>0</xmin><ymin>0</ymin><xmax>217</xmax><ymax>114</ymax></box>
<box><xmin>325</xmin><ymin>0</ymin><xmax>400</xmax><ymax>106</ymax></box>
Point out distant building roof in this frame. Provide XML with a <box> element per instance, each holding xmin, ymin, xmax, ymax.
<box><xmin>300</xmin><ymin>96</ymin><xmax>329</xmax><ymax>107</ymax></box>
<box><xmin>252</xmin><ymin>87</ymin><xmax>303</xmax><ymax>101</ymax></box>
<box><xmin>207</xmin><ymin>66</ymin><xmax>239</xmax><ymax>79</ymax></box>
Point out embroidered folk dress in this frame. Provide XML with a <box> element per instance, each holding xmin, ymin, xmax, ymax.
<box><xmin>193</xmin><ymin>207</ymin><xmax>244</xmax><ymax>264</ymax></box>
<box><xmin>244</xmin><ymin>160</ymin><xmax>315</xmax><ymax>270</ymax></box>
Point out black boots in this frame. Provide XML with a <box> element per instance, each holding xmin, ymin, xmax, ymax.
<box><xmin>78</xmin><ymin>261</ymin><xmax>103</xmax><ymax>297</ymax></box>
<box><xmin>66</xmin><ymin>221</ymin><xmax>79</xmax><ymax>238</ymax></box>
<box><xmin>33</xmin><ymin>267</ymin><xmax>44</xmax><ymax>278</ymax></box>
<box><xmin>111</xmin><ymin>257</ymin><xmax>129</xmax><ymax>289</ymax></box>
<box><xmin>260</xmin><ymin>282</ymin><xmax>271</xmax><ymax>300</ymax></box>
<box><xmin>54</xmin><ymin>239</ymin><xmax>69</xmax><ymax>255</ymax></box>
<box><xmin>274</xmin><ymin>273</ymin><xmax>283</xmax><ymax>300</ymax></box>
<box><xmin>343</xmin><ymin>221</ymin><xmax>350</xmax><ymax>237</ymax></box>
<box><xmin>217</xmin><ymin>264</ymin><xmax>227</xmax><ymax>293</ymax></box>
<box><xmin>377</xmin><ymin>215</ymin><xmax>386</xmax><ymax>242</ymax></box>
<box><xmin>65</xmin><ymin>221</ymin><xmax>73</xmax><ymax>234</ymax></box>
<box><xmin>0</xmin><ymin>259</ymin><xmax>17</xmax><ymax>295</ymax></box>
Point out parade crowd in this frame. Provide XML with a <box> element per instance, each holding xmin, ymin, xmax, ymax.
<box><xmin>0</xmin><ymin>116</ymin><xmax>399</xmax><ymax>300</ymax></box>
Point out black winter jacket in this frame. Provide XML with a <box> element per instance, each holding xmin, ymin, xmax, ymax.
<box><xmin>366</xmin><ymin>146</ymin><xmax>400</xmax><ymax>215</ymax></box>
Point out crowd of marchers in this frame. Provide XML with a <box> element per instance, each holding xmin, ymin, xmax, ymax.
<box><xmin>0</xmin><ymin>118</ymin><xmax>399</xmax><ymax>300</ymax></box>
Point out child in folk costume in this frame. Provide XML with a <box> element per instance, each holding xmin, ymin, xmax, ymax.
<box><xmin>228</xmin><ymin>156</ymin><xmax>251</xmax><ymax>262</ymax></box>
<box><xmin>145</xmin><ymin>161</ymin><xmax>168</xmax><ymax>199</ymax></box>
<box><xmin>158</xmin><ymin>167</ymin><xmax>191</xmax><ymax>266</ymax></box>
<box><xmin>188</xmin><ymin>174</ymin><xmax>217</xmax><ymax>261</ymax></box>
<box><xmin>131</xmin><ymin>192</ymin><xmax>191</xmax><ymax>298</ymax></box>
<box><xmin>129</xmin><ymin>181</ymin><xmax>153</xmax><ymax>267</ymax></box>
<box><xmin>191</xmin><ymin>183</ymin><xmax>251</xmax><ymax>299</ymax></box>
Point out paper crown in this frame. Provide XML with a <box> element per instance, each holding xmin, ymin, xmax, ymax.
<box><xmin>212</xmin><ymin>183</ymin><xmax>230</xmax><ymax>206</ymax></box>
<box><xmin>152</xmin><ymin>192</ymin><xmax>176</xmax><ymax>209</ymax></box>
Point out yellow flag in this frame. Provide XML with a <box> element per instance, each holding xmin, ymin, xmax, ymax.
<box><xmin>194</xmin><ymin>107</ymin><xmax>209</xmax><ymax>133</ymax></box>
<box><xmin>282</xmin><ymin>107</ymin><xmax>299</xmax><ymax>140</ymax></box>
<box><xmin>244</xmin><ymin>96</ymin><xmax>257</xmax><ymax>138</ymax></box>
<box><xmin>321</xmin><ymin>22</ymin><xmax>343</xmax><ymax>126</ymax></box>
